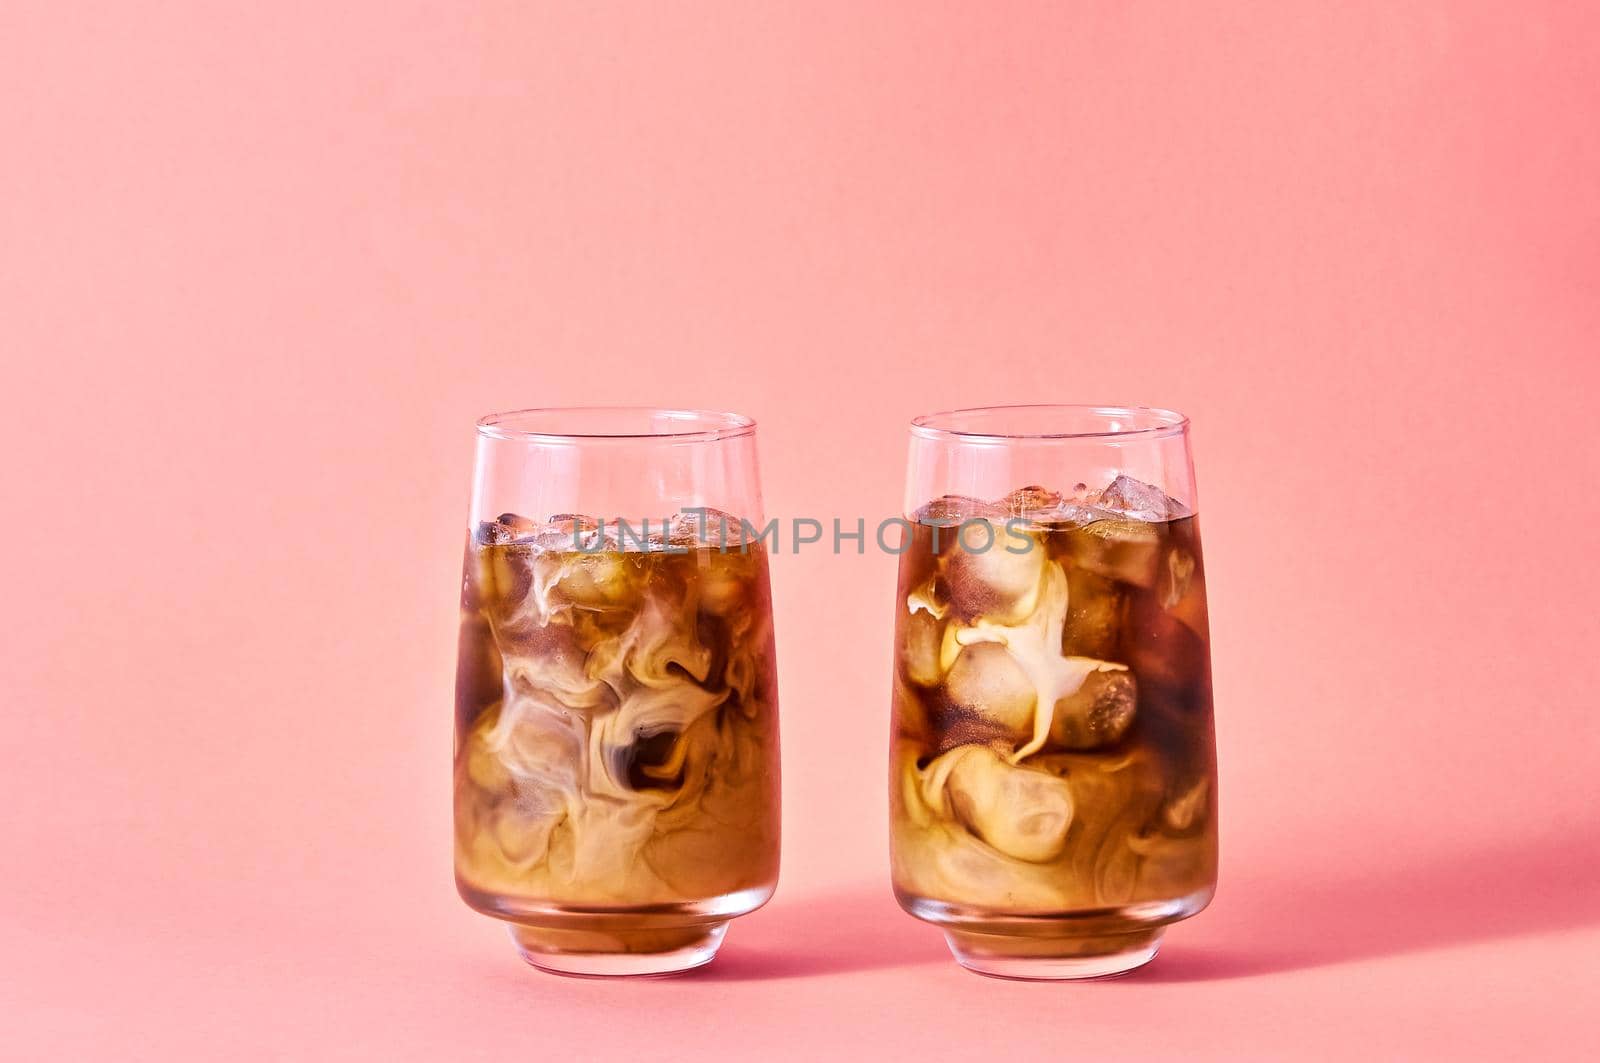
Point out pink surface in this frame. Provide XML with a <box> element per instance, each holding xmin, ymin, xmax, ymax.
<box><xmin>3</xmin><ymin>2</ymin><xmax>1598</xmax><ymax>1058</ymax></box>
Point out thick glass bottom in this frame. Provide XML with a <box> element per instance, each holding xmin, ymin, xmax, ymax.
<box><xmin>460</xmin><ymin>883</ymin><xmax>771</xmax><ymax>978</ymax></box>
<box><xmin>942</xmin><ymin>926</ymin><xmax>1161</xmax><ymax>979</ymax></box>
<box><xmin>509</xmin><ymin>921</ymin><xmax>728</xmax><ymax>977</ymax></box>
<box><xmin>899</xmin><ymin>886</ymin><xmax>1211</xmax><ymax>981</ymax></box>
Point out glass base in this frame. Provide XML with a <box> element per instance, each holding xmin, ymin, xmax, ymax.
<box><xmin>460</xmin><ymin>882</ymin><xmax>772</xmax><ymax>978</ymax></box>
<box><xmin>942</xmin><ymin>926</ymin><xmax>1162</xmax><ymax>980</ymax></box>
<box><xmin>898</xmin><ymin>886</ymin><xmax>1211</xmax><ymax>981</ymax></box>
<box><xmin>509</xmin><ymin>921</ymin><xmax>728</xmax><ymax>977</ymax></box>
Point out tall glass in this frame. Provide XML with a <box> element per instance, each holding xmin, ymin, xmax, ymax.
<box><xmin>455</xmin><ymin>408</ymin><xmax>780</xmax><ymax>976</ymax></box>
<box><xmin>888</xmin><ymin>405</ymin><xmax>1217</xmax><ymax>978</ymax></box>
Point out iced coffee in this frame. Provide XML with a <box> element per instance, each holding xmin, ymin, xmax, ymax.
<box><xmin>890</xmin><ymin>476</ymin><xmax>1217</xmax><ymax>977</ymax></box>
<box><xmin>455</xmin><ymin>512</ymin><xmax>780</xmax><ymax>974</ymax></box>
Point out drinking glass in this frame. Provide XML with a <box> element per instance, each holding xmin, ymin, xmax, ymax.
<box><xmin>455</xmin><ymin>407</ymin><xmax>780</xmax><ymax>975</ymax></box>
<box><xmin>888</xmin><ymin>405</ymin><xmax>1217</xmax><ymax>978</ymax></box>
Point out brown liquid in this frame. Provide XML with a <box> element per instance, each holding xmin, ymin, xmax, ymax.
<box><xmin>454</xmin><ymin>516</ymin><xmax>780</xmax><ymax>951</ymax></box>
<box><xmin>889</xmin><ymin>485</ymin><xmax>1217</xmax><ymax>934</ymax></box>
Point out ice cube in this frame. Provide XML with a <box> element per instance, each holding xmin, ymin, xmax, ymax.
<box><xmin>478</xmin><ymin>542</ymin><xmax>535</xmax><ymax>614</ymax></box>
<box><xmin>626</xmin><ymin>508</ymin><xmax>756</xmax><ymax>553</ymax></box>
<box><xmin>455</xmin><ymin>609</ymin><xmax>503</xmax><ymax>728</ymax></box>
<box><xmin>530</xmin><ymin>513</ymin><xmax>601</xmax><ymax>551</ymax></box>
<box><xmin>687</xmin><ymin>507</ymin><xmax>750</xmax><ymax>550</ymax></box>
<box><xmin>901</xmin><ymin>608</ymin><xmax>947</xmax><ymax>687</ymax></box>
<box><xmin>538</xmin><ymin>549</ymin><xmax>643</xmax><ymax>611</ymax></box>
<box><xmin>1063</xmin><ymin>518</ymin><xmax>1163</xmax><ymax>587</ymax></box>
<box><xmin>1093</xmin><ymin>474</ymin><xmax>1190</xmax><ymax>521</ymax></box>
<box><xmin>998</xmin><ymin>485</ymin><xmax>1062</xmax><ymax>518</ymax></box>
<box><xmin>695</xmin><ymin>547</ymin><xmax>759</xmax><ymax>615</ymax></box>
<box><xmin>1048</xmin><ymin>669</ymin><xmax>1137</xmax><ymax>750</ymax></box>
<box><xmin>912</xmin><ymin>494</ymin><xmax>1005</xmax><ymax>527</ymax></box>
<box><xmin>945</xmin><ymin>745</ymin><xmax>1074</xmax><ymax>863</ymax></box>
<box><xmin>462</xmin><ymin>729</ymin><xmax>511</xmax><ymax>792</ymax></box>
<box><xmin>501</xmin><ymin>622</ymin><xmax>616</xmax><ymax>712</ymax></box>
<box><xmin>476</xmin><ymin>512</ymin><xmax>538</xmax><ymax>545</ymax></box>
<box><xmin>1123</xmin><ymin>588</ymin><xmax>1211</xmax><ymax>710</ymax></box>
<box><xmin>906</xmin><ymin>575</ymin><xmax>951</xmax><ymax>620</ymax></box>
<box><xmin>1161</xmin><ymin>547</ymin><xmax>1210</xmax><ymax>641</ymax></box>
<box><xmin>945</xmin><ymin>525</ymin><xmax>1046</xmax><ymax>622</ymax></box>
<box><xmin>942</xmin><ymin>641</ymin><xmax>1036</xmax><ymax>737</ymax></box>
<box><xmin>637</xmin><ymin>513</ymin><xmax>703</xmax><ymax>553</ymax></box>
<box><xmin>1017</xmin><ymin>500</ymin><xmax>1118</xmax><ymax>530</ymax></box>
<box><xmin>892</xmin><ymin>675</ymin><xmax>937</xmax><ymax>746</ymax></box>
<box><xmin>1159</xmin><ymin>546</ymin><xmax>1195</xmax><ymax>609</ymax></box>
<box><xmin>1062</xmin><ymin>566</ymin><xmax>1126</xmax><ymax>658</ymax></box>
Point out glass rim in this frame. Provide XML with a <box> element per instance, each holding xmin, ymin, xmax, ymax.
<box><xmin>909</xmin><ymin>403</ymin><xmax>1190</xmax><ymax>442</ymax></box>
<box><xmin>475</xmin><ymin>406</ymin><xmax>757</xmax><ymax>443</ymax></box>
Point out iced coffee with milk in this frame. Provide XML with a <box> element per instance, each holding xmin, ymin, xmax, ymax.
<box><xmin>890</xmin><ymin>475</ymin><xmax>1217</xmax><ymax>977</ymax></box>
<box><xmin>455</xmin><ymin>511</ymin><xmax>780</xmax><ymax>974</ymax></box>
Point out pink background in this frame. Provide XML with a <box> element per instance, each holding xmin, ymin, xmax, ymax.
<box><xmin>3</xmin><ymin>2</ymin><xmax>1598</xmax><ymax>1058</ymax></box>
